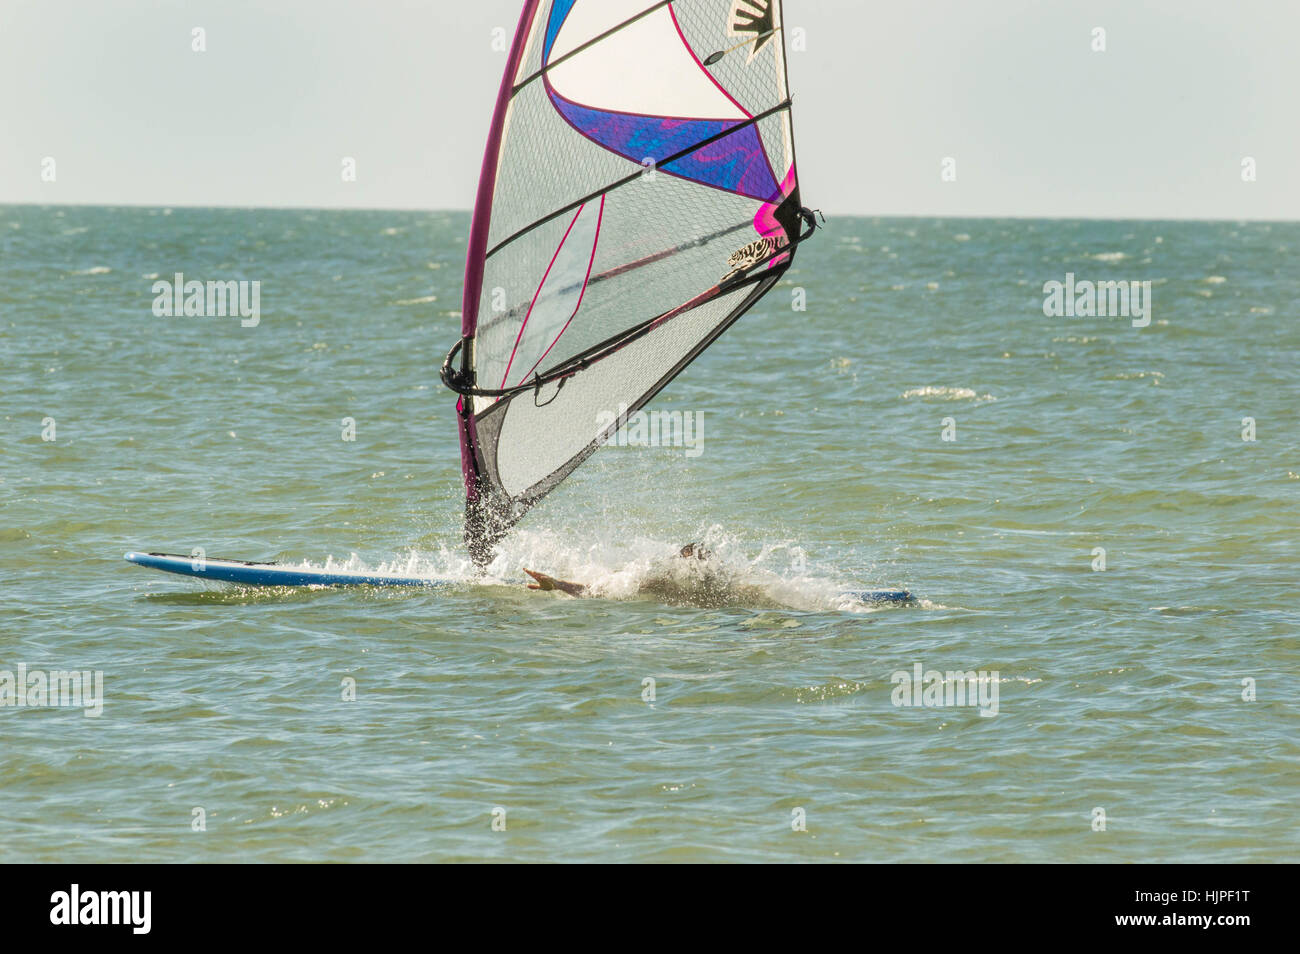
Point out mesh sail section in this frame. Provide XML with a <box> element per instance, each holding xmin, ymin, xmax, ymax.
<box><xmin>455</xmin><ymin>1</ymin><xmax>804</xmax><ymax>559</ymax></box>
<box><xmin>671</xmin><ymin>0</ymin><xmax>790</xmax><ymax>115</ymax></box>
<box><xmin>534</xmin><ymin>181</ymin><xmax>755</xmax><ymax>372</ymax></box>
<box><xmin>487</xmin><ymin>79</ymin><xmax>634</xmax><ymax>250</ymax></box>
<box><xmin>474</xmin><ymin>210</ymin><xmax>587</xmax><ymax>398</ymax></box>
<box><xmin>756</xmin><ymin>109</ymin><xmax>795</xmax><ymax>191</ymax></box>
<box><xmin>478</xmin><ymin>173</ymin><xmax>760</xmax><ymax>385</ymax></box>
<box><xmin>671</xmin><ymin>0</ymin><xmax>796</xmax><ymax>190</ymax></box>
<box><xmin>484</xmin><ymin>281</ymin><xmax>769</xmax><ymax>502</ymax></box>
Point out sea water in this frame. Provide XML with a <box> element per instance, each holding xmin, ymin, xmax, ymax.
<box><xmin>1</xmin><ymin>206</ymin><xmax>1295</xmax><ymax>861</ymax></box>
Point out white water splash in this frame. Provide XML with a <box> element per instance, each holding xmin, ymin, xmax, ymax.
<box><xmin>276</xmin><ymin>527</ymin><xmax>912</xmax><ymax>614</ymax></box>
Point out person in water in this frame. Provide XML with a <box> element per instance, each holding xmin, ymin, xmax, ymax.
<box><xmin>525</xmin><ymin>543</ymin><xmax>715</xmax><ymax>600</ymax></box>
<box><xmin>527</xmin><ymin>542</ymin><xmax>907</xmax><ymax>609</ymax></box>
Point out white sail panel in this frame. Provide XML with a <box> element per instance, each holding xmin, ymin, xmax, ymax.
<box><xmin>549</xmin><ymin>5</ymin><xmax>749</xmax><ymax>121</ymax></box>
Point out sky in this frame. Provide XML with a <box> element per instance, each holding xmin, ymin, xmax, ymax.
<box><xmin>1</xmin><ymin>0</ymin><xmax>1296</xmax><ymax>219</ymax></box>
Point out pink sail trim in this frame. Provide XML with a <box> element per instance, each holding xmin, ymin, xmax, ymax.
<box><xmin>754</xmin><ymin>164</ymin><xmax>798</xmax><ymax>265</ymax></box>
<box><xmin>518</xmin><ymin>196</ymin><xmax>606</xmax><ymax>383</ymax></box>
<box><xmin>500</xmin><ymin>204</ymin><xmax>587</xmax><ymax>389</ymax></box>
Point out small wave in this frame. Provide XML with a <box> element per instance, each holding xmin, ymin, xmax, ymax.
<box><xmin>793</xmin><ymin>679</ymin><xmax>869</xmax><ymax>703</ymax></box>
<box><xmin>1089</xmin><ymin>252</ymin><xmax>1127</xmax><ymax>262</ymax></box>
<box><xmin>393</xmin><ymin>295</ymin><xmax>438</xmax><ymax>306</ymax></box>
<box><xmin>1104</xmin><ymin>370</ymin><xmax>1164</xmax><ymax>381</ymax></box>
<box><xmin>72</xmin><ymin>266</ymin><xmax>111</xmax><ymax>275</ymax></box>
<box><xmin>901</xmin><ymin>386</ymin><xmax>995</xmax><ymax>403</ymax></box>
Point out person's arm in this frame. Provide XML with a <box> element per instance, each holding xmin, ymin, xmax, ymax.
<box><xmin>524</xmin><ymin>569</ymin><xmax>587</xmax><ymax>597</ymax></box>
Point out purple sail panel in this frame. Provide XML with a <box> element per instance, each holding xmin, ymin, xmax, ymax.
<box><xmin>548</xmin><ymin>86</ymin><xmax>782</xmax><ymax>203</ymax></box>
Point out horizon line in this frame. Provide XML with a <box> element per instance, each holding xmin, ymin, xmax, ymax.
<box><xmin>1</xmin><ymin>200</ymin><xmax>1298</xmax><ymax>226</ymax></box>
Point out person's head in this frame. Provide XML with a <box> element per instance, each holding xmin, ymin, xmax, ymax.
<box><xmin>679</xmin><ymin>543</ymin><xmax>710</xmax><ymax>561</ymax></box>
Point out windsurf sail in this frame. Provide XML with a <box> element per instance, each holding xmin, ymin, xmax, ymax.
<box><xmin>442</xmin><ymin>0</ymin><xmax>817</xmax><ymax>565</ymax></box>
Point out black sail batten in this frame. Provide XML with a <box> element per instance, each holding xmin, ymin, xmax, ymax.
<box><xmin>441</xmin><ymin>217</ymin><xmax>816</xmax><ymax>402</ymax></box>
<box><xmin>448</xmin><ymin>0</ymin><xmax>814</xmax><ymax>566</ymax></box>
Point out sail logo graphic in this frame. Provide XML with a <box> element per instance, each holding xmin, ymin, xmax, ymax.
<box><xmin>0</xmin><ymin>664</ymin><xmax>104</xmax><ymax>717</ymax></box>
<box><xmin>725</xmin><ymin>236</ymin><xmax>779</xmax><ymax>279</ymax></box>
<box><xmin>49</xmin><ymin>885</ymin><xmax>151</xmax><ymax>934</ymax></box>
<box><xmin>728</xmin><ymin>0</ymin><xmax>777</xmax><ymax>63</ymax></box>
<box><xmin>595</xmin><ymin>404</ymin><xmax>704</xmax><ymax>458</ymax></box>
